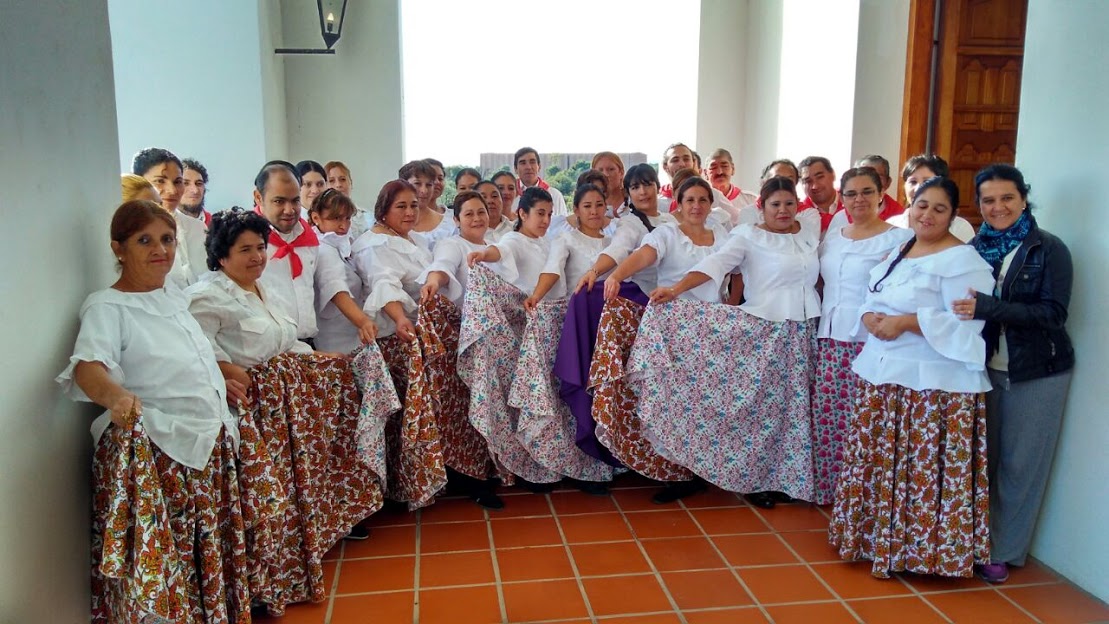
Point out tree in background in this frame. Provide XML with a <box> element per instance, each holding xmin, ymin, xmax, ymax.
<box><xmin>438</xmin><ymin>159</ymin><xmax>592</xmax><ymax>211</ymax></box>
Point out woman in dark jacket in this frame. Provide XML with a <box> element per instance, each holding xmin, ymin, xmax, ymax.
<box><xmin>954</xmin><ymin>164</ymin><xmax>1075</xmax><ymax>584</ymax></box>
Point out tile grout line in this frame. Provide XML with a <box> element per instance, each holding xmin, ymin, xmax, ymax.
<box><xmin>611</xmin><ymin>492</ymin><xmax>689</xmax><ymax>624</ymax></box>
<box><xmin>323</xmin><ymin>538</ymin><xmax>345</xmax><ymax>624</ymax></box>
<box><xmin>991</xmin><ymin>583</ymin><xmax>1044</xmax><ymax>623</ymax></box>
<box><xmin>412</xmin><ymin>508</ymin><xmax>423</xmax><ymax>624</ymax></box>
<box><xmin>679</xmin><ymin>498</ymin><xmax>776</xmax><ymax>623</ymax></box>
<box><xmin>889</xmin><ymin>571</ymin><xmax>955</xmax><ymax>623</ymax></box>
<box><xmin>545</xmin><ymin>492</ymin><xmax>599</xmax><ymax>623</ymax></box>
<box><xmin>483</xmin><ymin>505</ymin><xmax>510</xmax><ymax>623</ymax></box>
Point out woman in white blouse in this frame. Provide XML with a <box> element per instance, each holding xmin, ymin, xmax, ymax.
<box><xmin>811</xmin><ymin>168</ymin><xmax>913</xmax><ymax>505</ymax></box>
<box><xmin>655</xmin><ymin>177</ymin><xmax>822</xmax><ymax>508</ymax></box>
<box><xmin>829</xmin><ymin>176</ymin><xmax>994</xmax><ymax>580</ymax></box>
<box><xmin>526</xmin><ymin>184</ymin><xmax>611</xmax><ymax>308</ymax></box>
<box><xmin>576</xmin><ymin>163</ymin><xmax>678</xmax><ymax>295</ymax></box>
<box><xmin>468</xmin><ymin>187</ymin><xmax>554</xmax><ymax>292</ymax></box>
<box><xmin>309</xmin><ymin>188</ymin><xmax>378</xmax><ymax>353</ymax></box>
<box><xmin>58</xmin><ymin>200</ymin><xmax>250</xmax><ymax>622</ymax></box>
<box><xmin>476</xmin><ymin>180</ymin><xmax>514</xmax><ymax>242</ymax></box>
<box><xmin>604</xmin><ymin>177</ymin><xmax>728</xmax><ymax>304</ymax></box>
<box><xmin>419</xmin><ymin>191</ymin><xmax>490</xmax><ymax>307</ymax></box>
<box><xmin>402</xmin><ymin>159</ymin><xmax>455</xmax><ymax>250</ymax></box>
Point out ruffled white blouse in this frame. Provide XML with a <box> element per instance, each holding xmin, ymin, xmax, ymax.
<box><xmin>852</xmin><ymin>244</ymin><xmax>995</xmax><ymax>393</ymax></box>
<box><xmin>541</xmin><ymin>228</ymin><xmax>611</xmax><ymax>299</ymax></box>
<box><xmin>313</xmin><ymin>231</ymin><xmax>365</xmax><ymax>353</ymax></box>
<box><xmin>187</xmin><ymin>272</ymin><xmax>312</xmax><ymax>368</ymax></box>
<box><xmin>168</xmin><ymin>210</ymin><xmax>210</xmax><ymax>289</ymax></box>
<box><xmin>689</xmin><ymin>209</ymin><xmax>822</xmax><ymax>321</ymax></box>
<box><xmin>601</xmin><ymin>211</ymin><xmax>679</xmax><ymax>294</ymax></box>
<box><xmin>412</xmin><ymin>213</ymin><xmax>458</xmax><ymax>251</ymax></box>
<box><xmin>417</xmin><ymin>235</ymin><xmax>488</xmax><ymax>307</ymax></box>
<box><xmin>818</xmin><ymin>226</ymin><xmax>914</xmax><ymax>342</ymax></box>
<box><xmin>640</xmin><ymin>223</ymin><xmax>729</xmax><ymax>303</ymax></box>
<box><xmin>488</xmin><ymin>231</ymin><xmax>551</xmax><ymax>295</ymax></box>
<box><xmin>56</xmin><ymin>285</ymin><xmax>238</xmax><ymax>470</ymax></box>
<box><xmin>352</xmin><ymin>232</ymin><xmax>432</xmax><ymax>338</ymax></box>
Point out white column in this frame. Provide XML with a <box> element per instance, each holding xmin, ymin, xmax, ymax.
<box><xmin>696</xmin><ymin>0</ymin><xmax>749</xmax><ymax>179</ymax></box>
<box><xmin>1017</xmin><ymin>0</ymin><xmax>1109</xmax><ymax>603</ymax></box>
<box><xmin>0</xmin><ymin>0</ymin><xmax>119</xmax><ymax>620</ymax></box>
<box><xmin>850</xmin><ymin>0</ymin><xmax>910</xmax><ymax>182</ymax></box>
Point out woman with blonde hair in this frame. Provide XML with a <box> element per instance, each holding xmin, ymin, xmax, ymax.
<box><xmin>591</xmin><ymin>151</ymin><xmax>626</xmax><ymax>215</ymax></box>
<box><xmin>120</xmin><ymin>173</ymin><xmax>160</xmax><ymax>204</ymax></box>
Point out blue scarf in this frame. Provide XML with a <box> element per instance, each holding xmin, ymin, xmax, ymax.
<box><xmin>975</xmin><ymin>210</ymin><xmax>1033</xmax><ymax>269</ymax></box>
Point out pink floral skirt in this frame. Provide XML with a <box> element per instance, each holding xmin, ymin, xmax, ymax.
<box><xmin>811</xmin><ymin>338</ymin><xmax>865</xmax><ymax>504</ymax></box>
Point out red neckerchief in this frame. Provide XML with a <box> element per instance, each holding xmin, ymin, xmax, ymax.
<box><xmin>837</xmin><ymin>193</ymin><xmax>905</xmax><ymax>224</ymax></box>
<box><xmin>659</xmin><ymin>184</ymin><xmax>673</xmax><ymax>199</ymax></box>
<box><xmin>798</xmin><ymin>197</ymin><xmax>842</xmax><ymax>232</ymax></box>
<box><xmin>516</xmin><ymin>177</ymin><xmax>551</xmax><ymax>195</ymax></box>
<box><xmin>253</xmin><ymin>205</ymin><xmax>318</xmax><ymax>278</ymax></box>
<box><xmin>202</xmin><ymin>210</ymin><xmax>212</xmax><ymax>228</ymax></box>
<box><xmin>725</xmin><ymin>185</ymin><xmax>742</xmax><ymax>201</ymax></box>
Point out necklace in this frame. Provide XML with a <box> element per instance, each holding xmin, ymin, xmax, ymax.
<box><xmin>376</xmin><ymin>221</ymin><xmax>411</xmax><ymax>242</ymax></box>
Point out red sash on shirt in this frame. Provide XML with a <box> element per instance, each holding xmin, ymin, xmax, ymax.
<box><xmin>253</xmin><ymin>206</ymin><xmax>318</xmax><ymax>278</ymax></box>
<box><xmin>202</xmin><ymin>210</ymin><xmax>212</xmax><ymax>228</ymax></box>
<box><xmin>517</xmin><ymin>177</ymin><xmax>551</xmax><ymax>195</ymax></box>
<box><xmin>659</xmin><ymin>184</ymin><xmax>673</xmax><ymax>199</ymax></box>
<box><xmin>725</xmin><ymin>185</ymin><xmax>742</xmax><ymax>201</ymax></box>
<box><xmin>798</xmin><ymin>197</ymin><xmax>842</xmax><ymax>232</ymax></box>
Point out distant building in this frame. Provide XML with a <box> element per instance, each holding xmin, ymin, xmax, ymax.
<box><xmin>479</xmin><ymin>152</ymin><xmax>651</xmax><ymax>176</ymax></box>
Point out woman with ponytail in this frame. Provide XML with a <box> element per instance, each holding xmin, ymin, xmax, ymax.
<box><xmin>830</xmin><ymin>176</ymin><xmax>996</xmax><ymax>579</ymax></box>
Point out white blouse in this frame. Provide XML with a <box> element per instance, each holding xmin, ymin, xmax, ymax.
<box><xmin>601</xmin><ymin>211</ymin><xmax>679</xmax><ymax>293</ymax></box>
<box><xmin>168</xmin><ymin>210</ymin><xmax>210</xmax><ymax>289</ymax></box>
<box><xmin>314</xmin><ymin>231</ymin><xmax>365</xmax><ymax>353</ymax></box>
<box><xmin>412</xmin><ymin>213</ymin><xmax>458</xmax><ymax>251</ymax></box>
<box><xmin>640</xmin><ymin>223</ymin><xmax>729</xmax><ymax>303</ymax></box>
<box><xmin>818</xmin><ymin>226</ymin><xmax>914</xmax><ymax>342</ymax></box>
<box><xmin>852</xmin><ymin>244</ymin><xmax>995</xmax><ymax>393</ymax></box>
<box><xmin>541</xmin><ymin>228</ymin><xmax>611</xmax><ymax>299</ymax></box>
<box><xmin>486</xmin><ymin>219</ymin><xmax>514</xmax><ymax>243</ymax></box>
<box><xmin>352</xmin><ymin>232</ymin><xmax>432</xmax><ymax>338</ymax></box>
<box><xmin>187</xmin><ymin>272</ymin><xmax>312</xmax><ymax>368</ymax></box>
<box><xmin>690</xmin><ymin>209</ymin><xmax>822</xmax><ymax>321</ymax></box>
<box><xmin>258</xmin><ymin>220</ymin><xmax>320</xmax><ymax>340</ymax></box>
<box><xmin>417</xmin><ymin>235</ymin><xmax>487</xmax><ymax>307</ymax></box>
<box><xmin>488</xmin><ymin>231</ymin><xmax>551</xmax><ymax>295</ymax></box>
<box><xmin>56</xmin><ymin>285</ymin><xmax>238</xmax><ymax>470</ymax></box>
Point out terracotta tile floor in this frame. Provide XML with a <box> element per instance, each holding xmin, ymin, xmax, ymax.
<box><xmin>258</xmin><ymin>474</ymin><xmax>1109</xmax><ymax>623</ymax></box>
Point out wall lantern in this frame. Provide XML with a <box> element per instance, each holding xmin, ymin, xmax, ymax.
<box><xmin>275</xmin><ymin>0</ymin><xmax>348</xmax><ymax>55</ymax></box>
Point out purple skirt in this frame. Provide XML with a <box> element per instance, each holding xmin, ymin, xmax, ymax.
<box><xmin>554</xmin><ymin>281</ymin><xmax>648</xmax><ymax>467</ymax></box>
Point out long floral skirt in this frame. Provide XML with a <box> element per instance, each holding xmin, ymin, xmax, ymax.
<box><xmin>510</xmin><ymin>299</ymin><xmax>615</xmax><ymax>482</ymax></box>
<box><xmin>626</xmin><ymin>301</ymin><xmax>817</xmax><ymax>499</ymax></box>
<box><xmin>247</xmin><ymin>352</ymin><xmax>385</xmax><ymax>613</ymax></box>
<box><xmin>589</xmin><ymin>294</ymin><xmax>694</xmax><ymax>482</ymax></box>
<box><xmin>91</xmin><ymin>422</ymin><xmax>251</xmax><ymax>624</ymax></box>
<box><xmin>829</xmin><ymin>381</ymin><xmax>990</xmax><ymax>578</ymax></box>
<box><xmin>811</xmin><ymin>338</ymin><xmax>865</xmax><ymax>504</ymax></box>
<box><xmin>458</xmin><ymin>265</ymin><xmax>561</xmax><ymax>484</ymax></box>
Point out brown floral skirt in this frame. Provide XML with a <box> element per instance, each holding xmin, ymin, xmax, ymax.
<box><xmin>246</xmin><ymin>352</ymin><xmax>384</xmax><ymax>614</ymax></box>
<box><xmin>588</xmin><ymin>296</ymin><xmax>694</xmax><ymax>482</ymax></box>
<box><xmin>91</xmin><ymin>423</ymin><xmax>251</xmax><ymax>624</ymax></box>
<box><xmin>829</xmin><ymin>380</ymin><xmax>990</xmax><ymax>578</ymax></box>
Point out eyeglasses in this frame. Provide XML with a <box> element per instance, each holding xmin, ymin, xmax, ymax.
<box><xmin>842</xmin><ymin>188</ymin><xmax>878</xmax><ymax>199</ymax></box>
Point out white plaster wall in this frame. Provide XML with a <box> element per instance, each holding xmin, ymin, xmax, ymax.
<box><xmin>740</xmin><ymin>0</ymin><xmax>786</xmax><ymax>185</ymax></box>
<box><xmin>850</xmin><ymin>0</ymin><xmax>910</xmax><ymax>188</ymax></box>
<box><xmin>108</xmin><ymin>0</ymin><xmax>275</xmax><ymax>210</ymax></box>
<box><xmin>0</xmin><ymin>0</ymin><xmax>120</xmax><ymax>620</ymax></box>
<box><xmin>1016</xmin><ymin>0</ymin><xmax>1109</xmax><ymax>602</ymax></box>
<box><xmin>281</xmin><ymin>0</ymin><xmax>404</xmax><ymax>208</ymax></box>
<box><xmin>696</xmin><ymin>0</ymin><xmax>749</xmax><ymax>184</ymax></box>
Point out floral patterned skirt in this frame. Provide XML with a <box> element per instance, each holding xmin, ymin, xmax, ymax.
<box><xmin>811</xmin><ymin>338</ymin><xmax>865</xmax><ymax>504</ymax></box>
<box><xmin>626</xmin><ymin>301</ymin><xmax>817</xmax><ymax>499</ymax></box>
<box><xmin>829</xmin><ymin>381</ymin><xmax>990</xmax><ymax>578</ymax></box>
<box><xmin>247</xmin><ymin>352</ymin><xmax>385</xmax><ymax>614</ymax></box>
<box><xmin>458</xmin><ymin>265</ymin><xmax>560</xmax><ymax>484</ymax></box>
<box><xmin>510</xmin><ymin>299</ymin><xmax>615</xmax><ymax>483</ymax></box>
<box><xmin>91</xmin><ymin>422</ymin><xmax>250</xmax><ymax>624</ymax></box>
<box><xmin>589</xmin><ymin>295</ymin><xmax>694</xmax><ymax>482</ymax></box>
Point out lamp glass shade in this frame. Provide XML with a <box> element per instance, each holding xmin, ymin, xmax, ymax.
<box><xmin>318</xmin><ymin>0</ymin><xmax>347</xmax><ymax>49</ymax></box>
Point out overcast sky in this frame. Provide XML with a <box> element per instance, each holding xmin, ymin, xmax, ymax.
<box><xmin>401</xmin><ymin>0</ymin><xmax>701</xmax><ymax>166</ymax></box>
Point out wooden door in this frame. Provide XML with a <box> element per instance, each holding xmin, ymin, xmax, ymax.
<box><xmin>899</xmin><ymin>0</ymin><xmax>1028</xmax><ymax>226</ymax></box>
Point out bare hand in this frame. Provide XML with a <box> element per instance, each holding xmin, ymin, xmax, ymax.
<box><xmin>861</xmin><ymin>312</ymin><xmax>886</xmax><ymax>335</ymax></box>
<box><xmin>395</xmin><ymin>317</ymin><xmax>417</xmax><ymax>342</ymax></box>
<box><xmin>467</xmin><ymin>251</ymin><xmax>485</xmax><ymax>268</ymax></box>
<box><xmin>870</xmin><ymin>315</ymin><xmax>907</xmax><ymax>341</ymax></box>
<box><xmin>574</xmin><ymin>270</ymin><xmax>597</xmax><ymax>294</ymax></box>
<box><xmin>225</xmin><ymin>379</ymin><xmax>250</xmax><ymax>408</ymax></box>
<box><xmin>649</xmin><ymin>287</ymin><xmax>677</xmax><ymax>304</ymax></box>
<box><xmin>110</xmin><ymin>394</ymin><xmax>141</xmax><ymax>428</ymax></box>
<box><xmin>602</xmin><ymin>276</ymin><xmax>621</xmax><ymax>301</ymax></box>
<box><xmin>356</xmin><ymin>315</ymin><xmax>378</xmax><ymax>344</ymax></box>
<box><xmin>419</xmin><ymin>281</ymin><xmax>438</xmax><ymax>303</ymax></box>
<box><xmin>523</xmin><ymin>296</ymin><xmax>539</xmax><ymax>313</ymax></box>
<box><xmin>952</xmin><ymin>288</ymin><xmax>978</xmax><ymax>320</ymax></box>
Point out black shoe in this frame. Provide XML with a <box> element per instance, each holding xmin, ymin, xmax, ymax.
<box><xmin>344</xmin><ymin>525</ymin><xmax>371</xmax><ymax>540</ymax></box>
<box><xmin>472</xmin><ymin>490</ymin><xmax>505</xmax><ymax>510</ymax></box>
<box><xmin>569</xmin><ymin>479</ymin><xmax>610</xmax><ymax>496</ymax></box>
<box><xmin>651</xmin><ymin>479</ymin><xmax>707</xmax><ymax>504</ymax></box>
<box><xmin>517</xmin><ymin>478</ymin><xmax>556</xmax><ymax>494</ymax></box>
<box><xmin>744</xmin><ymin>492</ymin><xmax>776</xmax><ymax>509</ymax></box>
<box><xmin>768</xmin><ymin>491</ymin><xmax>796</xmax><ymax>504</ymax></box>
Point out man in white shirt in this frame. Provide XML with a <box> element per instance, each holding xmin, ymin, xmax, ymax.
<box><xmin>659</xmin><ymin>142</ymin><xmax>697</xmax><ymax>200</ymax></box>
<box><xmin>514</xmin><ymin>147</ymin><xmax>568</xmax><ymax>216</ymax></box>
<box><xmin>181</xmin><ymin>158</ymin><xmax>212</xmax><ymax>227</ymax></box>
<box><xmin>253</xmin><ymin>160</ymin><xmax>320</xmax><ymax>341</ymax></box>
<box><xmin>133</xmin><ymin>147</ymin><xmax>209</xmax><ymax>287</ymax></box>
